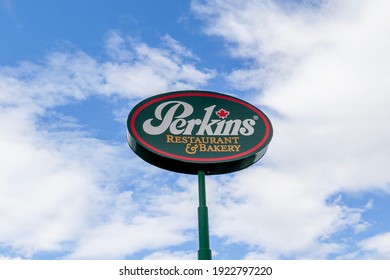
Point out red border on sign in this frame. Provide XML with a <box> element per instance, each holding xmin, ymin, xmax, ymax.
<box><xmin>129</xmin><ymin>92</ymin><xmax>271</xmax><ymax>163</ymax></box>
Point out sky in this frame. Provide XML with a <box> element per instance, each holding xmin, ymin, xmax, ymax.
<box><xmin>1</xmin><ymin>0</ymin><xmax>390</xmax><ymax>260</ymax></box>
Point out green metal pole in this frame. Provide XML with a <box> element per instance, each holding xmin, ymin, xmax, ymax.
<box><xmin>197</xmin><ymin>170</ymin><xmax>212</xmax><ymax>260</ymax></box>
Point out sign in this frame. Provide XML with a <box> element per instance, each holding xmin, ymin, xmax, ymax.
<box><xmin>127</xmin><ymin>90</ymin><xmax>273</xmax><ymax>174</ymax></box>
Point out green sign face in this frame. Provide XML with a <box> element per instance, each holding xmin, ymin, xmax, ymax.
<box><xmin>127</xmin><ymin>90</ymin><xmax>273</xmax><ymax>174</ymax></box>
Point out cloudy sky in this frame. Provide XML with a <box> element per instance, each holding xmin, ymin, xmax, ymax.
<box><xmin>1</xmin><ymin>0</ymin><xmax>390</xmax><ymax>260</ymax></box>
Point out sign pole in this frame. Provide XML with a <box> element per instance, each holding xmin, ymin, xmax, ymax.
<box><xmin>127</xmin><ymin>90</ymin><xmax>273</xmax><ymax>260</ymax></box>
<box><xmin>197</xmin><ymin>170</ymin><xmax>212</xmax><ymax>260</ymax></box>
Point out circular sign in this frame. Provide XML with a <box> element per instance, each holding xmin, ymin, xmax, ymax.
<box><xmin>127</xmin><ymin>90</ymin><xmax>273</xmax><ymax>174</ymax></box>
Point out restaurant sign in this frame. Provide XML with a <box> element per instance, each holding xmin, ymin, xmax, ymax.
<box><xmin>127</xmin><ymin>90</ymin><xmax>273</xmax><ymax>174</ymax></box>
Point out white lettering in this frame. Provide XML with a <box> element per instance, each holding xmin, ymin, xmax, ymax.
<box><xmin>142</xmin><ymin>101</ymin><xmax>256</xmax><ymax>136</ymax></box>
<box><xmin>240</xmin><ymin>119</ymin><xmax>256</xmax><ymax>135</ymax></box>
<box><xmin>222</xmin><ymin>120</ymin><xmax>242</xmax><ymax>135</ymax></box>
<box><xmin>196</xmin><ymin>105</ymin><xmax>219</xmax><ymax>135</ymax></box>
<box><xmin>143</xmin><ymin>101</ymin><xmax>193</xmax><ymax>135</ymax></box>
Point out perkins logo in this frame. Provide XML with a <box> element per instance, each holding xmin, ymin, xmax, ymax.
<box><xmin>142</xmin><ymin>101</ymin><xmax>255</xmax><ymax>136</ymax></box>
<box><xmin>127</xmin><ymin>91</ymin><xmax>273</xmax><ymax>175</ymax></box>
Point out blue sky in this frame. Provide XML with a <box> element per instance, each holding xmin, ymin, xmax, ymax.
<box><xmin>1</xmin><ymin>0</ymin><xmax>390</xmax><ymax>260</ymax></box>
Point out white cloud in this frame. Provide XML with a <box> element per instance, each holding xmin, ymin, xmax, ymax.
<box><xmin>66</xmin><ymin>178</ymin><xmax>199</xmax><ymax>259</ymax></box>
<box><xmin>143</xmin><ymin>250</ymin><xmax>197</xmax><ymax>260</ymax></box>
<box><xmin>0</xmin><ymin>255</ymin><xmax>22</xmax><ymax>260</ymax></box>
<box><xmin>0</xmin><ymin>109</ymin><xmax>107</xmax><ymax>256</ymax></box>
<box><xmin>208</xmin><ymin>167</ymin><xmax>365</xmax><ymax>259</ymax></box>
<box><xmin>100</xmin><ymin>31</ymin><xmax>215</xmax><ymax>98</ymax></box>
<box><xmin>192</xmin><ymin>0</ymin><xmax>390</xmax><ymax>258</ymax></box>
<box><xmin>1</xmin><ymin>31</ymin><xmax>214</xmax><ymax>106</ymax></box>
<box><xmin>0</xmin><ymin>32</ymin><xmax>213</xmax><ymax>259</ymax></box>
<box><xmin>343</xmin><ymin>232</ymin><xmax>390</xmax><ymax>259</ymax></box>
<box><xmin>356</xmin><ymin>233</ymin><xmax>390</xmax><ymax>259</ymax></box>
<box><xmin>161</xmin><ymin>35</ymin><xmax>199</xmax><ymax>60</ymax></box>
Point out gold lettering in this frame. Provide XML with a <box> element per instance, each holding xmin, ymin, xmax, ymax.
<box><xmin>199</xmin><ymin>144</ymin><xmax>207</xmax><ymax>152</ymax></box>
<box><xmin>210</xmin><ymin>137</ymin><xmax>217</xmax><ymax>144</ymax></box>
<box><xmin>174</xmin><ymin>136</ymin><xmax>182</xmax><ymax>143</ymax></box>
<box><xmin>168</xmin><ymin>135</ymin><xmax>241</xmax><ymax>155</ymax></box>
<box><xmin>166</xmin><ymin>135</ymin><xmax>174</xmax><ymax>143</ymax></box>
<box><xmin>185</xmin><ymin>144</ymin><xmax>198</xmax><ymax>154</ymax></box>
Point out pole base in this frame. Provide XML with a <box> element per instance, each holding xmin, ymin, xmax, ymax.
<box><xmin>198</xmin><ymin>248</ymin><xmax>212</xmax><ymax>260</ymax></box>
